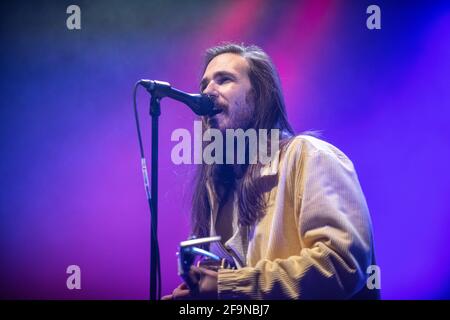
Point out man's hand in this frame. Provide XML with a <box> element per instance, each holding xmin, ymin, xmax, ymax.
<box><xmin>192</xmin><ymin>266</ymin><xmax>218</xmax><ymax>299</ymax></box>
<box><xmin>161</xmin><ymin>282</ymin><xmax>190</xmax><ymax>300</ymax></box>
<box><xmin>161</xmin><ymin>266</ymin><xmax>218</xmax><ymax>300</ymax></box>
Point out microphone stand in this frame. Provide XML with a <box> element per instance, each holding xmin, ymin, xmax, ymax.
<box><xmin>134</xmin><ymin>80</ymin><xmax>216</xmax><ymax>300</ymax></box>
<box><xmin>149</xmin><ymin>94</ymin><xmax>160</xmax><ymax>301</ymax></box>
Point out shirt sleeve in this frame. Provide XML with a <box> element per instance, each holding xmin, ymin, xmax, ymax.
<box><xmin>217</xmin><ymin>140</ymin><xmax>374</xmax><ymax>299</ymax></box>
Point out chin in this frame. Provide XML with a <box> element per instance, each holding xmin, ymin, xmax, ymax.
<box><xmin>208</xmin><ymin>116</ymin><xmax>228</xmax><ymax>131</ymax></box>
<box><xmin>207</xmin><ymin>117</ymin><xmax>222</xmax><ymax>130</ymax></box>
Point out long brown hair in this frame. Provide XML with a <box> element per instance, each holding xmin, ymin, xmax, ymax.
<box><xmin>191</xmin><ymin>43</ymin><xmax>295</xmax><ymax>238</ymax></box>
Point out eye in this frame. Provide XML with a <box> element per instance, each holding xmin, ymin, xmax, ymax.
<box><xmin>218</xmin><ymin>76</ymin><xmax>232</xmax><ymax>84</ymax></box>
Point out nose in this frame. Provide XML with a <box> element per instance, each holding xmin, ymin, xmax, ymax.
<box><xmin>202</xmin><ymin>81</ymin><xmax>219</xmax><ymax>98</ymax></box>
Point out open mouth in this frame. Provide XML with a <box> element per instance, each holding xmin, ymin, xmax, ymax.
<box><xmin>208</xmin><ymin>101</ymin><xmax>224</xmax><ymax>118</ymax></box>
<box><xmin>210</xmin><ymin>106</ymin><xmax>223</xmax><ymax>116</ymax></box>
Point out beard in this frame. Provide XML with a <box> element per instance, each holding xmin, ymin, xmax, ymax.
<box><xmin>202</xmin><ymin>92</ymin><xmax>255</xmax><ymax>194</ymax></box>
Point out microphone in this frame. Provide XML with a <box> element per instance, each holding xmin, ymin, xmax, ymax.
<box><xmin>139</xmin><ymin>79</ymin><xmax>222</xmax><ymax>116</ymax></box>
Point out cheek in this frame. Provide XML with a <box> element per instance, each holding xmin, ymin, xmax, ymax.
<box><xmin>234</xmin><ymin>87</ymin><xmax>251</xmax><ymax>105</ymax></box>
<box><xmin>222</xmin><ymin>83</ymin><xmax>245</xmax><ymax>100</ymax></box>
<box><xmin>223</xmin><ymin>85</ymin><xmax>253</xmax><ymax>115</ymax></box>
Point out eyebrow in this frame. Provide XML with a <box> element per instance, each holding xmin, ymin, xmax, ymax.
<box><xmin>200</xmin><ymin>71</ymin><xmax>236</xmax><ymax>91</ymax></box>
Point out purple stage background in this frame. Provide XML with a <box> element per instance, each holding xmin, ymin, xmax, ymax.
<box><xmin>1</xmin><ymin>0</ymin><xmax>449</xmax><ymax>299</ymax></box>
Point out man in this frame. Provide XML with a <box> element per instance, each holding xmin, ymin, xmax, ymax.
<box><xmin>163</xmin><ymin>43</ymin><xmax>379</xmax><ymax>300</ymax></box>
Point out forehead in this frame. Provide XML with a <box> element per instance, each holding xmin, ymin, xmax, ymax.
<box><xmin>202</xmin><ymin>53</ymin><xmax>249</xmax><ymax>78</ymax></box>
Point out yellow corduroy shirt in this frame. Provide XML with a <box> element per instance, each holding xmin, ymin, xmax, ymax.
<box><xmin>206</xmin><ymin>135</ymin><xmax>379</xmax><ymax>299</ymax></box>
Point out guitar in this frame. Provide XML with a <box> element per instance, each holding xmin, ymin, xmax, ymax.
<box><xmin>177</xmin><ymin>236</ymin><xmax>235</xmax><ymax>292</ymax></box>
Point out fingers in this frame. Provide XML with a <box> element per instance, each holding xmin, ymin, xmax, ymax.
<box><xmin>165</xmin><ymin>271</ymin><xmax>218</xmax><ymax>300</ymax></box>
<box><xmin>190</xmin><ymin>265</ymin><xmax>218</xmax><ymax>277</ymax></box>
<box><xmin>177</xmin><ymin>282</ymin><xmax>189</xmax><ymax>290</ymax></box>
<box><xmin>161</xmin><ymin>282</ymin><xmax>191</xmax><ymax>300</ymax></box>
<box><xmin>172</xmin><ymin>287</ymin><xmax>191</xmax><ymax>300</ymax></box>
